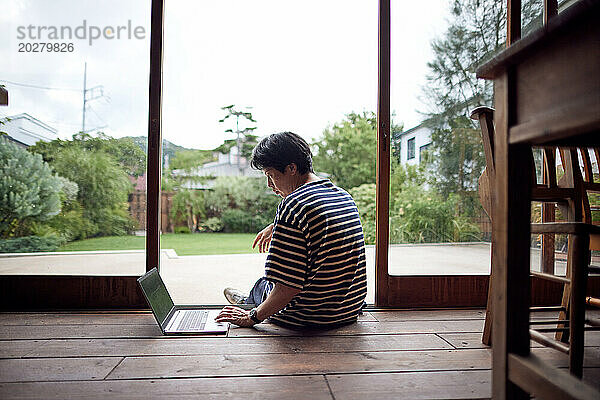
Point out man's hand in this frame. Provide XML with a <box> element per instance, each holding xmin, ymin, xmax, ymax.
<box><xmin>253</xmin><ymin>223</ymin><xmax>274</xmax><ymax>253</ymax></box>
<box><xmin>215</xmin><ymin>306</ymin><xmax>256</xmax><ymax>327</ymax></box>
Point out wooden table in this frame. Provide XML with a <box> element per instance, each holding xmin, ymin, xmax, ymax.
<box><xmin>476</xmin><ymin>0</ymin><xmax>600</xmax><ymax>399</ymax></box>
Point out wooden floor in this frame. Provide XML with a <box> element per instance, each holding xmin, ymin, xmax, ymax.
<box><xmin>0</xmin><ymin>309</ymin><xmax>598</xmax><ymax>399</ymax></box>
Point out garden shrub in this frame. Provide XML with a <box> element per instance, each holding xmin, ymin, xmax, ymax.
<box><xmin>174</xmin><ymin>226</ymin><xmax>191</xmax><ymax>234</ymax></box>
<box><xmin>350</xmin><ymin>181</ymin><xmax>481</xmax><ymax>245</ymax></box>
<box><xmin>203</xmin><ymin>177</ymin><xmax>278</xmax><ymax>233</ymax></box>
<box><xmin>349</xmin><ymin>184</ymin><xmax>376</xmax><ymax>244</ymax></box>
<box><xmin>221</xmin><ymin>209</ymin><xmax>270</xmax><ymax>233</ymax></box>
<box><xmin>44</xmin><ymin>201</ymin><xmax>98</xmax><ymax>241</ymax></box>
<box><xmin>390</xmin><ymin>186</ymin><xmax>456</xmax><ymax>243</ymax></box>
<box><xmin>0</xmin><ymin>235</ymin><xmax>65</xmax><ymax>253</ymax></box>
<box><xmin>90</xmin><ymin>208</ymin><xmax>135</xmax><ymax>237</ymax></box>
<box><xmin>199</xmin><ymin>217</ymin><xmax>224</xmax><ymax>232</ymax></box>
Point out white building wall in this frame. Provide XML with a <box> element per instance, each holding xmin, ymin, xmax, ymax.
<box><xmin>398</xmin><ymin>125</ymin><xmax>432</xmax><ymax>165</ymax></box>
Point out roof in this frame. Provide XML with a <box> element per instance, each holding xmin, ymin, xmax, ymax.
<box><xmin>394</xmin><ymin>118</ymin><xmax>436</xmax><ymax>138</ymax></box>
<box><xmin>1</xmin><ymin>113</ymin><xmax>57</xmax><ymax>135</ymax></box>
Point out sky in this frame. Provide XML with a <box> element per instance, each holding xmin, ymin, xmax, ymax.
<box><xmin>1</xmin><ymin>0</ymin><xmax>450</xmax><ymax>150</ymax></box>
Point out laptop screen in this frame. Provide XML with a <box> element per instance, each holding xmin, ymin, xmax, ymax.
<box><xmin>137</xmin><ymin>268</ymin><xmax>175</xmax><ymax>325</ymax></box>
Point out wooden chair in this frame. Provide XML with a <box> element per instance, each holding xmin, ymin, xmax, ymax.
<box><xmin>471</xmin><ymin>106</ymin><xmax>600</xmax><ymax>378</ymax></box>
<box><xmin>554</xmin><ymin>147</ymin><xmax>600</xmax><ymax>344</ymax></box>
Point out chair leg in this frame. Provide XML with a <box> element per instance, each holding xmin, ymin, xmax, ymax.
<box><xmin>482</xmin><ymin>278</ymin><xmax>493</xmax><ymax>346</ymax></box>
<box><xmin>556</xmin><ymin>237</ymin><xmax>572</xmax><ymax>343</ymax></box>
<box><xmin>482</xmin><ymin>242</ymin><xmax>494</xmax><ymax>346</ymax></box>
<box><xmin>569</xmin><ymin>233</ymin><xmax>589</xmax><ymax>378</ymax></box>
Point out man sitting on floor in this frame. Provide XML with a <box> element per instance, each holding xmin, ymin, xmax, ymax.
<box><xmin>215</xmin><ymin>131</ymin><xmax>367</xmax><ymax>329</ymax></box>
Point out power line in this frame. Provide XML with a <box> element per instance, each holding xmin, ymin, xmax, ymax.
<box><xmin>88</xmin><ymin>104</ymin><xmax>108</xmax><ymax>127</ymax></box>
<box><xmin>46</xmin><ymin>120</ymin><xmax>82</xmax><ymax>128</ymax></box>
<box><xmin>0</xmin><ymin>79</ymin><xmax>80</xmax><ymax>92</ymax></box>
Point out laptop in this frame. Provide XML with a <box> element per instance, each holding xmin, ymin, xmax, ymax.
<box><xmin>137</xmin><ymin>268</ymin><xmax>229</xmax><ymax>335</ymax></box>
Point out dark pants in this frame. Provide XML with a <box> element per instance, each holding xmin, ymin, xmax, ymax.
<box><xmin>245</xmin><ymin>277</ymin><xmax>275</xmax><ymax>305</ymax></box>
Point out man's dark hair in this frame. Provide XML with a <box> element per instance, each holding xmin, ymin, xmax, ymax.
<box><xmin>251</xmin><ymin>132</ymin><xmax>314</xmax><ymax>174</ymax></box>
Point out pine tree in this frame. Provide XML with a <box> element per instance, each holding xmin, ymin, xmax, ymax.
<box><xmin>0</xmin><ymin>139</ymin><xmax>61</xmax><ymax>238</ymax></box>
<box><xmin>424</xmin><ymin>0</ymin><xmax>542</xmax><ymax>212</ymax></box>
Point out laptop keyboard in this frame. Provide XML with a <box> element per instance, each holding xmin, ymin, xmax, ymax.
<box><xmin>176</xmin><ymin>310</ymin><xmax>209</xmax><ymax>331</ymax></box>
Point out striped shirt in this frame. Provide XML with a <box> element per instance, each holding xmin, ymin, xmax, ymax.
<box><xmin>264</xmin><ymin>179</ymin><xmax>367</xmax><ymax>328</ymax></box>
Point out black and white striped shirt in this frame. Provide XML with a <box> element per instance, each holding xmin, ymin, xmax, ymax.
<box><xmin>265</xmin><ymin>179</ymin><xmax>367</xmax><ymax>328</ymax></box>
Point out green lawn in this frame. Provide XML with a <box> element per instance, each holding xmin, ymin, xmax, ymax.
<box><xmin>58</xmin><ymin>233</ymin><xmax>259</xmax><ymax>256</ymax></box>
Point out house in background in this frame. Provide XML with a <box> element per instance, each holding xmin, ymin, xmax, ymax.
<box><xmin>172</xmin><ymin>146</ymin><xmax>263</xmax><ymax>190</ymax></box>
<box><xmin>393</xmin><ymin>120</ymin><xmax>433</xmax><ymax>166</ymax></box>
<box><xmin>0</xmin><ymin>113</ymin><xmax>58</xmax><ymax>147</ymax></box>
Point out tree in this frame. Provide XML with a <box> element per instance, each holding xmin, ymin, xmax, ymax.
<box><xmin>30</xmin><ymin>132</ymin><xmax>147</xmax><ymax>176</ymax></box>
<box><xmin>428</xmin><ymin>116</ymin><xmax>485</xmax><ymax>215</ymax></box>
<box><xmin>171</xmin><ymin>189</ymin><xmax>206</xmax><ymax>233</ymax></box>
<box><xmin>214</xmin><ymin>134</ymin><xmax>259</xmax><ymax>159</ymax></box>
<box><xmin>313</xmin><ymin>112</ymin><xmax>374</xmax><ymax>190</ymax></box>
<box><xmin>313</xmin><ymin>111</ymin><xmax>403</xmax><ymax>190</ymax></box>
<box><xmin>422</xmin><ymin>0</ymin><xmax>541</xmax><ymax>217</ymax></box>
<box><xmin>169</xmin><ymin>149</ymin><xmax>215</xmax><ymax>171</ymax></box>
<box><xmin>49</xmin><ymin>147</ymin><xmax>134</xmax><ymax>236</ymax></box>
<box><xmin>423</xmin><ymin>0</ymin><xmax>541</xmax><ymax>118</ymax></box>
<box><xmin>219</xmin><ymin>105</ymin><xmax>257</xmax><ymax>170</ymax></box>
<box><xmin>0</xmin><ymin>139</ymin><xmax>61</xmax><ymax>238</ymax></box>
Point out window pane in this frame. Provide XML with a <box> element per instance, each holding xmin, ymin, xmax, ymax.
<box><xmin>407</xmin><ymin>137</ymin><xmax>415</xmax><ymax>160</ymax></box>
<box><xmin>0</xmin><ymin>1</ymin><xmax>150</xmax><ymax>276</ymax></box>
<box><xmin>388</xmin><ymin>0</ymin><xmax>495</xmax><ymax>276</ymax></box>
<box><xmin>160</xmin><ymin>0</ymin><xmax>377</xmax><ymax>304</ymax></box>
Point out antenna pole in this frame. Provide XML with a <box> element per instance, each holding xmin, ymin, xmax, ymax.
<box><xmin>82</xmin><ymin>62</ymin><xmax>87</xmax><ymax>133</ymax></box>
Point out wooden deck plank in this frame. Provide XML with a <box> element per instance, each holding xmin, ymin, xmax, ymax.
<box><xmin>440</xmin><ymin>332</ymin><xmax>600</xmax><ymax>349</ymax></box>
<box><xmin>0</xmin><ymin>357</ymin><xmax>122</xmax><ymax>383</ymax></box>
<box><xmin>531</xmin><ymin>347</ymin><xmax>600</xmax><ymax>368</ymax></box>
<box><xmin>0</xmin><ymin>310</ymin><xmax>373</xmax><ymax>325</ymax></box>
<box><xmin>3</xmin><ymin>334</ymin><xmax>453</xmax><ymax>358</ymax></box>
<box><xmin>104</xmin><ymin>347</ymin><xmax>600</xmax><ymax>380</ymax></box>
<box><xmin>0</xmin><ymin>340</ymin><xmax>42</xmax><ymax>358</ymax></box>
<box><xmin>0</xmin><ymin>370</ymin><xmax>596</xmax><ymax>400</ymax></box>
<box><xmin>438</xmin><ymin>333</ymin><xmax>489</xmax><ymax>349</ymax></box>
<box><xmin>583</xmin><ymin>367</ymin><xmax>600</xmax><ymax>389</ymax></box>
<box><xmin>358</xmin><ymin>311</ymin><xmax>378</xmax><ymax>322</ymax></box>
<box><xmin>0</xmin><ymin>312</ymin><xmax>156</xmax><ymax>326</ymax></box>
<box><xmin>439</xmin><ymin>333</ymin><xmax>546</xmax><ymax>349</ymax></box>
<box><xmin>4</xmin><ymin>347</ymin><xmax>591</xmax><ymax>383</ymax></box>
<box><xmin>0</xmin><ymin>319</ymin><xmax>484</xmax><ymax>340</ymax></box>
<box><xmin>368</xmin><ymin>309</ymin><xmax>600</xmax><ymax>322</ymax></box>
<box><xmin>327</xmin><ymin>370</ymin><xmax>492</xmax><ymax>400</ymax></box>
<box><xmin>107</xmin><ymin>349</ymin><xmax>492</xmax><ymax>380</ymax></box>
<box><xmin>228</xmin><ymin>319</ymin><xmax>484</xmax><ymax>337</ymax></box>
<box><xmin>369</xmin><ymin>309</ymin><xmax>486</xmax><ymax>321</ymax></box>
<box><xmin>0</xmin><ymin>324</ymin><xmax>163</xmax><ymax>339</ymax></box>
<box><xmin>0</xmin><ymin>375</ymin><xmax>333</xmax><ymax>400</ymax></box>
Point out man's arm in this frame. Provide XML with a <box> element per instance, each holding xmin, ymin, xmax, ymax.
<box><xmin>215</xmin><ymin>282</ymin><xmax>300</xmax><ymax>327</ymax></box>
<box><xmin>255</xmin><ymin>282</ymin><xmax>301</xmax><ymax>321</ymax></box>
